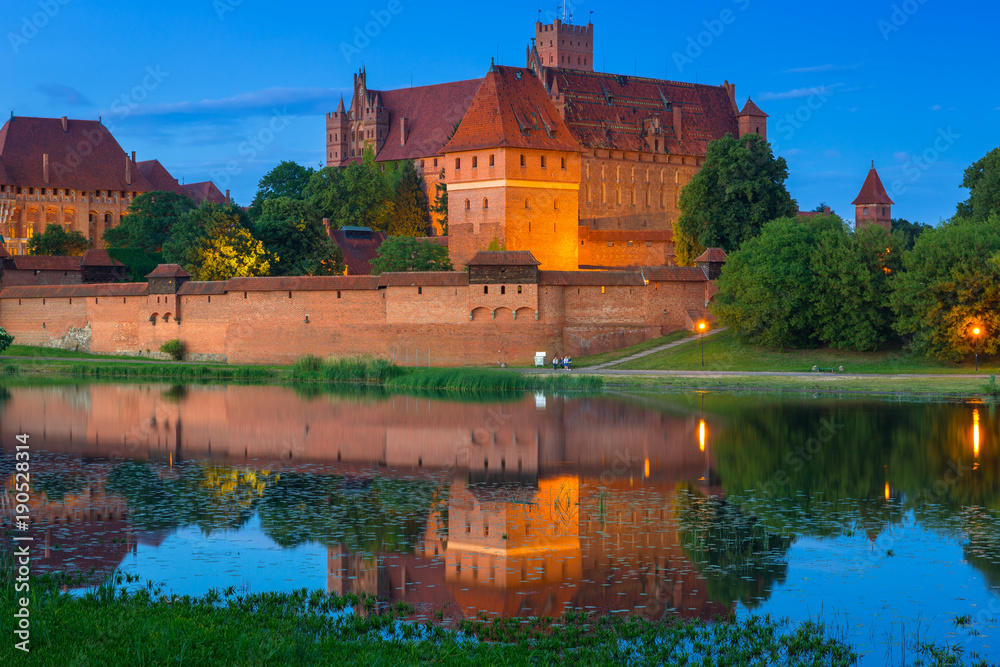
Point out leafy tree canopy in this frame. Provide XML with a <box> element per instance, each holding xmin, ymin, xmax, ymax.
<box><xmin>248</xmin><ymin>161</ymin><xmax>316</xmax><ymax>220</ymax></box>
<box><xmin>890</xmin><ymin>214</ymin><xmax>1000</xmax><ymax>361</ymax></box>
<box><xmin>163</xmin><ymin>203</ymin><xmax>273</xmax><ymax>281</ymax></box>
<box><xmin>390</xmin><ymin>160</ymin><xmax>431</xmax><ymax>237</ymax></box>
<box><xmin>370</xmin><ymin>236</ymin><xmax>453</xmax><ymax>274</ymax></box>
<box><xmin>253</xmin><ymin>197</ymin><xmax>344</xmax><ymax>276</ymax></box>
<box><xmin>27</xmin><ymin>224</ymin><xmax>90</xmax><ymax>256</ymax></box>
<box><xmin>673</xmin><ymin>133</ymin><xmax>797</xmax><ymax>265</ymax></box>
<box><xmin>103</xmin><ymin>191</ymin><xmax>195</xmax><ymax>253</ymax></box>
<box><xmin>890</xmin><ymin>218</ymin><xmax>933</xmax><ymax>251</ymax></box>
<box><xmin>957</xmin><ymin>146</ymin><xmax>1000</xmax><ymax>223</ymax></box>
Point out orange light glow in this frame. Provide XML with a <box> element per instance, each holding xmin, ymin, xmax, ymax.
<box><xmin>974</xmin><ymin>408</ymin><xmax>981</xmax><ymax>458</ymax></box>
<box><xmin>698</xmin><ymin>322</ymin><xmax>707</xmax><ymax>331</ymax></box>
<box><xmin>699</xmin><ymin>420</ymin><xmax>706</xmax><ymax>452</ymax></box>
<box><xmin>884</xmin><ymin>481</ymin><xmax>891</xmax><ymax>500</ymax></box>
<box><xmin>644</xmin><ymin>458</ymin><xmax>650</xmax><ymax>479</ymax></box>
<box><xmin>974</xmin><ymin>327</ymin><xmax>982</xmax><ymax>336</ymax></box>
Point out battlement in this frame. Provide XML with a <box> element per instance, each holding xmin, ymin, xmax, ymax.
<box><xmin>537</xmin><ymin>20</ymin><xmax>593</xmax><ymax>34</ymax></box>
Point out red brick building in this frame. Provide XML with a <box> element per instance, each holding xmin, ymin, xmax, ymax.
<box><xmin>852</xmin><ymin>163</ymin><xmax>894</xmax><ymax>231</ymax></box>
<box><xmin>0</xmin><ymin>116</ymin><xmax>226</xmax><ymax>256</ymax></box>
<box><xmin>325</xmin><ymin>19</ymin><xmax>765</xmax><ymax>269</ymax></box>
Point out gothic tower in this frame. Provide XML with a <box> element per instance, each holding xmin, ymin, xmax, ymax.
<box><xmin>535</xmin><ymin>19</ymin><xmax>594</xmax><ymax>71</ymax></box>
<box><xmin>852</xmin><ymin>163</ymin><xmax>894</xmax><ymax>232</ymax></box>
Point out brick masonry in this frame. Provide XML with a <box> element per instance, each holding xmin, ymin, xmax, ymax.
<box><xmin>0</xmin><ymin>266</ymin><xmax>715</xmax><ymax>366</ymax></box>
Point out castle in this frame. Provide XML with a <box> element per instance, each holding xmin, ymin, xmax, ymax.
<box><xmin>326</xmin><ymin>18</ymin><xmax>767</xmax><ymax>270</ymax></box>
<box><xmin>0</xmin><ymin>116</ymin><xmax>227</xmax><ymax>256</ymax></box>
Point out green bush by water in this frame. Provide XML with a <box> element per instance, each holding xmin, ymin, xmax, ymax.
<box><xmin>160</xmin><ymin>339</ymin><xmax>185</xmax><ymax>361</ymax></box>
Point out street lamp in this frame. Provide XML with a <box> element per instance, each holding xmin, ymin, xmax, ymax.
<box><xmin>973</xmin><ymin>327</ymin><xmax>982</xmax><ymax>372</ymax></box>
<box><xmin>698</xmin><ymin>321</ymin><xmax>707</xmax><ymax>367</ymax></box>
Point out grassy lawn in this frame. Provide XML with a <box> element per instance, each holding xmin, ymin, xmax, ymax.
<box><xmin>613</xmin><ymin>329</ymin><xmax>995</xmax><ymax>374</ymax></box>
<box><xmin>3</xmin><ymin>345</ymin><xmax>152</xmax><ymax>361</ymax></box>
<box><xmin>573</xmin><ymin>330</ymin><xmax>691</xmax><ymax>367</ymax></box>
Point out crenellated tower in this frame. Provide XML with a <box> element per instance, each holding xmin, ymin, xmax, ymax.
<box><xmin>535</xmin><ymin>19</ymin><xmax>594</xmax><ymax>71</ymax></box>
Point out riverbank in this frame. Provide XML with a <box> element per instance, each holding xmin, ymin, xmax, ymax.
<box><xmin>0</xmin><ymin>572</ymin><xmax>864</xmax><ymax>665</ymax></box>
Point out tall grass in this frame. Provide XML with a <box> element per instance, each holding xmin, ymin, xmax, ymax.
<box><xmin>292</xmin><ymin>355</ymin><xmax>404</xmax><ymax>384</ymax></box>
<box><xmin>69</xmin><ymin>362</ymin><xmax>272</xmax><ymax>383</ymax></box>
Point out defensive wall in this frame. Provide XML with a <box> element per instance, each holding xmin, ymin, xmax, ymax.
<box><xmin>0</xmin><ymin>260</ymin><xmax>717</xmax><ymax>366</ymax></box>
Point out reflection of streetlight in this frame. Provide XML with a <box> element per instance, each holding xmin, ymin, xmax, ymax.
<box><xmin>973</xmin><ymin>327</ymin><xmax>983</xmax><ymax>372</ymax></box>
<box><xmin>698</xmin><ymin>321</ymin><xmax>708</xmax><ymax>367</ymax></box>
<box><xmin>699</xmin><ymin>419</ymin><xmax>706</xmax><ymax>452</ymax></box>
<box><xmin>974</xmin><ymin>408</ymin><xmax>981</xmax><ymax>460</ymax></box>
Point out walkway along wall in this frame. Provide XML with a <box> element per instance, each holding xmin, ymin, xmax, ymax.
<box><xmin>0</xmin><ymin>263</ymin><xmax>717</xmax><ymax>366</ymax></box>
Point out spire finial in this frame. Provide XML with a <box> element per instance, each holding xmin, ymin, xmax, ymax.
<box><xmin>872</xmin><ymin>159</ymin><xmax>875</xmax><ymax>168</ymax></box>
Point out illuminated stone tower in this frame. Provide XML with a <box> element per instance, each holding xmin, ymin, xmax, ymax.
<box><xmin>535</xmin><ymin>19</ymin><xmax>594</xmax><ymax>71</ymax></box>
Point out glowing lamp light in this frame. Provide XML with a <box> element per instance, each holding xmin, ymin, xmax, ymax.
<box><xmin>884</xmin><ymin>481</ymin><xmax>891</xmax><ymax>501</ymax></box>
<box><xmin>974</xmin><ymin>408</ymin><xmax>981</xmax><ymax>458</ymax></box>
<box><xmin>699</xmin><ymin>420</ymin><xmax>706</xmax><ymax>452</ymax></box>
<box><xmin>698</xmin><ymin>322</ymin><xmax>707</xmax><ymax>331</ymax></box>
<box><xmin>974</xmin><ymin>327</ymin><xmax>981</xmax><ymax>336</ymax></box>
<box><xmin>644</xmin><ymin>458</ymin><xmax>650</xmax><ymax>479</ymax></box>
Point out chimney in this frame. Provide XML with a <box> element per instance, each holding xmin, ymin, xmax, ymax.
<box><xmin>400</xmin><ymin>117</ymin><xmax>408</xmax><ymax>146</ymax></box>
<box><xmin>672</xmin><ymin>105</ymin><xmax>683</xmax><ymax>144</ymax></box>
<box><xmin>225</xmin><ymin>189</ymin><xmax>230</xmax><ymax>202</ymax></box>
<box><xmin>61</xmin><ymin>116</ymin><xmax>67</xmax><ymax>132</ymax></box>
<box><xmin>125</xmin><ymin>155</ymin><xmax>131</xmax><ymax>185</ymax></box>
<box><xmin>43</xmin><ymin>153</ymin><xmax>49</xmax><ymax>184</ymax></box>
<box><xmin>131</xmin><ymin>150</ymin><xmax>136</xmax><ymax>162</ymax></box>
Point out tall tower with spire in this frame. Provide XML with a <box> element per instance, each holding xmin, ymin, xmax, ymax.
<box><xmin>325</xmin><ymin>96</ymin><xmax>349</xmax><ymax>167</ymax></box>
<box><xmin>852</xmin><ymin>163</ymin><xmax>894</xmax><ymax>232</ymax></box>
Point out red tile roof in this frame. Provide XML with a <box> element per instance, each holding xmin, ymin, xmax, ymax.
<box><xmin>538</xmin><ymin>270</ymin><xmax>645</xmax><ymax>286</ymax></box>
<box><xmin>694</xmin><ymin>248</ymin><xmax>728</xmax><ymax>263</ymax></box>
<box><xmin>545</xmin><ymin>70</ymin><xmax>739</xmax><ymax>156</ymax></box>
<box><xmin>0</xmin><ymin>283</ymin><xmax>148</xmax><ymax>299</ymax></box>
<box><xmin>181</xmin><ymin>181</ymin><xmax>228</xmax><ymax>205</ymax></box>
<box><xmin>136</xmin><ymin>159</ymin><xmax>185</xmax><ymax>195</ymax></box>
<box><xmin>369</xmin><ymin>79</ymin><xmax>484</xmax><ymax>162</ymax></box>
<box><xmin>177</xmin><ymin>281</ymin><xmax>227</xmax><ymax>296</ymax></box>
<box><xmin>378</xmin><ymin>272</ymin><xmax>469</xmax><ymax>287</ymax></box>
<box><xmin>642</xmin><ymin>266</ymin><xmax>707</xmax><ymax>282</ymax></box>
<box><xmin>9</xmin><ymin>256</ymin><xmax>82</xmax><ymax>271</ymax></box>
<box><xmin>81</xmin><ymin>249</ymin><xmax>123</xmax><ymax>267</ymax></box>
<box><xmin>468</xmin><ymin>251</ymin><xmax>541</xmax><ymax>266</ymax></box>
<box><xmin>443</xmin><ymin>66</ymin><xmax>581</xmax><ymax>153</ymax></box>
<box><xmin>0</xmin><ymin>244</ymin><xmax>9</xmax><ymax>259</ymax></box>
<box><xmin>330</xmin><ymin>228</ymin><xmax>387</xmax><ymax>275</ymax></box>
<box><xmin>0</xmin><ymin>117</ymin><xmax>154</xmax><ymax>192</ymax></box>
<box><xmin>0</xmin><ymin>155</ymin><xmax>10</xmax><ymax>184</ymax></box>
<box><xmin>739</xmin><ymin>99</ymin><xmax>768</xmax><ymax>118</ymax></box>
<box><xmin>852</xmin><ymin>167</ymin><xmax>895</xmax><ymax>205</ymax></box>
<box><xmin>225</xmin><ymin>276</ymin><xmax>380</xmax><ymax>292</ymax></box>
<box><xmin>146</xmin><ymin>264</ymin><xmax>191</xmax><ymax>278</ymax></box>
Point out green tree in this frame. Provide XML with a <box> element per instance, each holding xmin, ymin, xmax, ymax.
<box><xmin>248</xmin><ymin>161</ymin><xmax>316</xmax><ymax>221</ymax></box>
<box><xmin>103</xmin><ymin>191</ymin><xmax>195</xmax><ymax>253</ymax></box>
<box><xmin>891</xmin><ymin>218</ymin><xmax>933</xmax><ymax>251</ymax></box>
<box><xmin>712</xmin><ymin>215</ymin><xmax>841</xmax><ymax>349</ymax></box>
<box><xmin>390</xmin><ymin>160</ymin><xmax>431</xmax><ymax>236</ymax></box>
<box><xmin>891</xmin><ymin>214</ymin><xmax>1000</xmax><ymax>361</ymax></box>
<box><xmin>304</xmin><ymin>150</ymin><xmax>394</xmax><ymax>231</ymax></box>
<box><xmin>27</xmin><ymin>224</ymin><xmax>90</xmax><ymax>256</ymax></box>
<box><xmin>163</xmin><ymin>203</ymin><xmax>273</xmax><ymax>280</ymax></box>
<box><xmin>957</xmin><ymin>146</ymin><xmax>1000</xmax><ymax>223</ymax></box>
<box><xmin>370</xmin><ymin>236</ymin><xmax>453</xmax><ymax>274</ymax></box>
<box><xmin>0</xmin><ymin>327</ymin><xmax>13</xmax><ymax>354</ymax></box>
<box><xmin>673</xmin><ymin>134</ymin><xmax>797</xmax><ymax>265</ymax></box>
<box><xmin>253</xmin><ymin>197</ymin><xmax>344</xmax><ymax>276</ymax></box>
<box><xmin>811</xmin><ymin>224</ymin><xmax>904</xmax><ymax>351</ymax></box>
<box><xmin>430</xmin><ymin>168</ymin><xmax>448</xmax><ymax>235</ymax></box>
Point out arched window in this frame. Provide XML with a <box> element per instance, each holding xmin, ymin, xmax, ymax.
<box><xmin>483</xmin><ymin>198</ymin><xmax>489</xmax><ymax>209</ymax></box>
<box><xmin>554</xmin><ymin>199</ymin><xmax>559</xmax><ymax>210</ymax></box>
<box><xmin>465</xmin><ymin>199</ymin><xmax>471</xmax><ymax>210</ymax></box>
<box><xmin>104</xmin><ymin>212</ymin><xmax>113</xmax><ymax>227</ymax></box>
<box><xmin>524</xmin><ymin>198</ymin><xmax>530</xmax><ymax>209</ymax></box>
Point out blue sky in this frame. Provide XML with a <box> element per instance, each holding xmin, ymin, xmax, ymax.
<box><xmin>4</xmin><ymin>0</ymin><xmax>997</xmax><ymax>222</ymax></box>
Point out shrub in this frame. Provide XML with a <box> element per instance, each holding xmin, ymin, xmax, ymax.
<box><xmin>160</xmin><ymin>339</ymin><xmax>185</xmax><ymax>361</ymax></box>
<box><xmin>0</xmin><ymin>327</ymin><xmax>13</xmax><ymax>354</ymax></box>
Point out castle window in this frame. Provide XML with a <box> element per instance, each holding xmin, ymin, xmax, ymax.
<box><xmin>501</xmin><ymin>286</ymin><xmax>506</xmax><ymax>295</ymax></box>
<box><xmin>864</xmin><ymin>207</ymin><xmax>869</xmax><ymax>215</ymax></box>
<box><xmin>455</xmin><ymin>157</ymin><xmax>461</xmax><ymax>170</ymax></box>
<box><xmin>489</xmin><ymin>154</ymin><xmax>495</xmax><ymax>166</ymax></box>
<box><xmin>433</xmin><ymin>158</ymin><xmax>438</xmax><ymax>167</ymax></box>
<box><xmin>541</xmin><ymin>156</ymin><xmax>547</xmax><ymax>168</ymax></box>
<box><xmin>337</xmin><ymin>291</ymin><xmax>342</xmax><ymax>299</ymax></box>
<box><xmin>472</xmin><ymin>156</ymin><xmax>478</xmax><ymax>168</ymax></box>
<box><xmin>484</xmin><ymin>286</ymin><xmax>489</xmax><ymax>294</ymax></box>
<box><xmin>418</xmin><ymin>286</ymin><xmax>423</xmax><ymax>295</ymax></box>
<box><xmin>483</xmin><ymin>198</ymin><xmax>489</xmax><ymax>209</ymax></box>
<box><xmin>524</xmin><ymin>198</ymin><xmax>529</xmax><ymax>208</ymax></box>
<box><xmin>627</xmin><ymin>241</ymin><xmax>634</xmax><ymax>247</ymax></box>
<box><xmin>554</xmin><ymin>200</ymin><xmax>558</xmax><ymax>210</ymax></box>
<box><xmin>517</xmin><ymin>285</ymin><xmax>522</xmax><ymax>294</ymax></box>
<box><xmin>646</xmin><ymin>241</ymin><xmax>653</xmax><ymax>247</ymax></box>
<box><xmin>288</xmin><ymin>291</ymin><xmax>292</xmax><ymax>298</ymax></box>
<box><xmin>520</xmin><ymin>154</ymin><xmax>526</xmax><ymax>167</ymax></box>
<box><xmin>420</xmin><ymin>160</ymin><xmax>425</xmax><ymax>168</ymax></box>
<box><xmin>465</xmin><ymin>199</ymin><xmax>471</xmax><ymax>210</ymax></box>
<box><xmin>601</xmin><ymin>286</ymin><xmax>606</xmax><ymax>294</ymax></box>
<box><xmin>550</xmin><ymin>55</ymin><xmax>554</xmax><ymax>64</ymax></box>
<box><xmin>607</xmin><ymin>241</ymin><xmax>614</xmax><ymax>247</ymax></box>
<box><xmin>561</xmin><ymin>157</ymin><xmax>566</xmax><ymax>169</ymax></box>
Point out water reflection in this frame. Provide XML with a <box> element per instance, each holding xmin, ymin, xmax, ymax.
<box><xmin>2</xmin><ymin>385</ymin><xmax>1000</xmax><ymax>661</ymax></box>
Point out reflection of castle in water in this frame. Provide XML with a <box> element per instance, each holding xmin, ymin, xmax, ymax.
<box><xmin>2</xmin><ymin>384</ymin><xmax>729</xmax><ymax>617</ymax></box>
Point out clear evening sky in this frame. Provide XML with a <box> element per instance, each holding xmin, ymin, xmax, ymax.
<box><xmin>4</xmin><ymin>0</ymin><xmax>997</xmax><ymax>223</ymax></box>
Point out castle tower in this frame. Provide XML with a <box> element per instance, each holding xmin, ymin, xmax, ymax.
<box><xmin>535</xmin><ymin>19</ymin><xmax>594</xmax><ymax>71</ymax></box>
<box><xmin>852</xmin><ymin>163</ymin><xmax>894</xmax><ymax>232</ymax></box>
<box><xmin>325</xmin><ymin>97</ymin><xmax>350</xmax><ymax>166</ymax></box>
<box><xmin>737</xmin><ymin>99</ymin><xmax>768</xmax><ymax>141</ymax></box>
